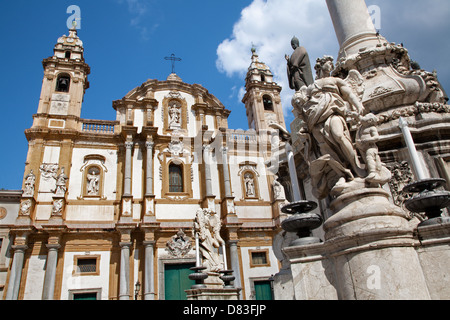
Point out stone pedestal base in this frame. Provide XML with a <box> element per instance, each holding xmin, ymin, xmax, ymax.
<box><xmin>324</xmin><ymin>188</ymin><xmax>410</xmax><ymax>241</ymax></box>
<box><xmin>281</xmin><ymin>187</ymin><xmax>434</xmax><ymax>300</ymax></box>
<box><xmin>186</xmin><ymin>288</ymin><xmax>241</xmax><ymax>301</ymax></box>
<box><xmin>204</xmin><ymin>272</ymin><xmax>224</xmax><ymax>288</ymax></box>
<box><xmin>272</xmin><ymin>268</ymin><xmax>295</xmax><ymax>300</ymax></box>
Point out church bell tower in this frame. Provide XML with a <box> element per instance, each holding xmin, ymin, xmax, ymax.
<box><xmin>242</xmin><ymin>48</ymin><xmax>285</xmax><ymax>131</ymax></box>
<box><xmin>33</xmin><ymin>25</ymin><xmax>90</xmax><ymax>131</ymax></box>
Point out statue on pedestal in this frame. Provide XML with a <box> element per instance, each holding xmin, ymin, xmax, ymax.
<box><xmin>23</xmin><ymin>170</ymin><xmax>36</xmax><ymax>197</ymax></box>
<box><xmin>54</xmin><ymin>167</ymin><xmax>68</xmax><ymax>196</ymax></box>
<box><xmin>286</xmin><ymin>36</ymin><xmax>314</xmax><ymax>91</ymax></box>
<box><xmin>194</xmin><ymin>208</ymin><xmax>225</xmax><ymax>273</ymax></box>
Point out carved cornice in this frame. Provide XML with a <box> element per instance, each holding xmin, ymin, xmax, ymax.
<box><xmin>376</xmin><ymin>102</ymin><xmax>450</xmax><ymax>125</ymax></box>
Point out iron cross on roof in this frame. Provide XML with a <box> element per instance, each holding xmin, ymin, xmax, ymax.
<box><xmin>164</xmin><ymin>53</ymin><xmax>182</xmax><ymax>74</ymax></box>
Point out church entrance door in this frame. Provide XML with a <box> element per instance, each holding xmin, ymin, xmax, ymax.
<box><xmin>254</xmin><ymin>281</ymin><xmax>273</xmax><ymax>300</ymax></box>
<box><xmin>164</xmin><ymin>263</ymin><xmax>195</xmax><ymax>300</ymax></box>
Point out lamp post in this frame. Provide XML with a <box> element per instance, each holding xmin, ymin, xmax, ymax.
<box><xmin>134</xmin><ymin>281</ymin><xmax>141</xmax><ymax>300</ymax></box>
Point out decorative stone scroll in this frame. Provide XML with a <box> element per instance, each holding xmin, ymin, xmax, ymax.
<box><xmin>165</xmin><ymin>229</ymin><xmax>192</xmax><ymax>258</ymax></box>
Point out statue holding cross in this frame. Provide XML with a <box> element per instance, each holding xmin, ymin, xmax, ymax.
<box><xmin>164</xmin><ymin>53</ymin><xmax>182</xmax><ymax>74</ymax></box>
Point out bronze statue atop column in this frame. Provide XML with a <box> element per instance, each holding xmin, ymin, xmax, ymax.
<box><xmin>286</xmin><ymin>36</ymin><xmax>314</xmax><ymax>91</ymax></box>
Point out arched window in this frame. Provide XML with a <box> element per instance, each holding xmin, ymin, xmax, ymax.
<box><xmin>169</xmin><ymin>163</ymin><xmax>183</xmax><ymax>193</ymax></box>
<box><xmin>261</xmin><ymin>74</ymin><xmax>266</xmax><ymax>82</ymax></box>
<box><xmin>56</xmin><ymin>73</ymin><xmax>71</xmax><ymax>93</ymax></box>
<box><xmin>263</xmin><ymin>95</ymin><xmax>273</xmax><ymax>111</ymax></box>
<box><xmin>65</xmin><ymin>51</ymin><xmax>71</xmax><ymax>59</ymax></box>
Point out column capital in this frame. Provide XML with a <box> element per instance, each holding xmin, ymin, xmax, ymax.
<box><xmin>119</xmin><ymin>241</ymin><xmax>132</xmax><ymax>248</ymax></box>
<box><xmin>146</xmin><ymin>141</ymin><xmax>155</xmax><ymax>149</ymax></box>
<box><xmin>11</xmin><ymin>244</ymin><xmax>28</xmax><ymax>252</ymax></box>
<box><xmin>143</xmin><ymin>240</ymin><xmax>156</xmax><ymax>247</ymax></box>
<box><xmin>46</xmin><ymin>243</ymin><xmax>61</xmax><ymax>251</ymax></box>
<box><xmin>125</xmin><ymin>141</ymin><xmax>134</xmax><ymax>149</ymax></box>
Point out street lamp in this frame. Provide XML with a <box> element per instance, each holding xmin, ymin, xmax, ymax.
<box><xmin>134</xmin><ymin>281</ymin><xmax>141</xmax><ymax>300</ymax></box>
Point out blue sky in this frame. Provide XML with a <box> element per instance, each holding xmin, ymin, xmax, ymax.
<box><xmin>0</xmin><ymin>0</ymin><xmax>449</xmax><ymax>190</ymax></box>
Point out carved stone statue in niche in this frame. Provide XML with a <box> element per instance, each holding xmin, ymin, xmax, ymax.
<box><xmin>292</xmin><ymin>55</ymin><xmax>390</xmax><ymax>199</ymax></box>
<box><xmin>194</xmin><ymin>208</ymin><xmax>225</xmax><ymax>273</ymax></box>
<box><xmin>244</xmin><ymin>173</ymin><xmax>256</xmax><ymax>197</ymax></box>
<box><xmin>86</xmin><ymin>167</ymin><xmax>100</xmax><ymax>196</ymax></box>
<box><xmin>168</xmin><ymin>101</ymin><xmax>182</xmax><ymax>129</ymax></box>
<box><xmin>23</xmin><ymin>170</ymin><xmax>36</xmax><ymax>196</ymax></box>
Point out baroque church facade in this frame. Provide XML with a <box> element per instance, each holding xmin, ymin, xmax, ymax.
<box><xmin>1</xmin><ymin>27</ymin><xmax>289</xmax><ymax>300</ymax></box>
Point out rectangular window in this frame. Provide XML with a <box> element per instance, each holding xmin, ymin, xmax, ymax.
<box><xmin>69</xmin><ymin>289</ymin><xmax>102</xmax><ymax>300</ymax></box>
<box><xmin>73</xmin><ymin>292</ymin><xmax>98</xmax><ymax>300</ymax></box>
<box><xmin>73</xmin><ymin>255</ymin><xmax>100</xmax><ymax>276</ymax></box>
<box><xmin>249</xmin><ymin>249</ymin><xmax>270</xmax><ymax>268</ymax></box>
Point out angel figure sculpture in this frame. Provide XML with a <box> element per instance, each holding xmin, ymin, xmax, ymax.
<box><xmin>354</xmin><ymin>113</ymin><xmax>391</xmax><ymax>184</ymax></box>
<box><xmin>194</xmin><ymin>208</ymin><xmax>225</xmax><ymax>273</ymax></box>
<box><xmin>292</xmin><ymin>55</ymin><xmax>368</xmax><ymax>199</ymax></box>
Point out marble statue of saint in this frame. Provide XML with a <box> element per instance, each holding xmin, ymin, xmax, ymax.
<box><xmin>285</xmin><ymin>36</ymin><xmax>314</xmax><ymax>91</ymax></box>
<box><xmin>292</xmin><ymin>56</ymin><xmax>367</xmax><ymax>199</ymax></box>
<box><xmin>54</xmin><ymin>167</ymin><xmax>68</xmax><ymax>196</ymax></box>
<box><xmin>244</xmin><ymin>173</ymin><xmax>255</xmax><ymax>197</ymax></box>
<box><xmin>169</xmin><ymin>103</ymin><xmax>181</xmax><ymax>127</ymax></box>
<box><xmin>87</xmin><ymin>170</ymin><xmax>100</xmax><ymax>195</ymax></box>
<box><xmin>194</xmin><ymin>208</ymin><xmax>225</xmax><ymax>272</ymax></box>
<box><xmin>23</xmin><ymin>170</ymin><xmax>36</xmax><ymax>196</ymax></box>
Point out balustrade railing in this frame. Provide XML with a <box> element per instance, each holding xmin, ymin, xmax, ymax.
<box><xmin>82</xmin><ymin>120</ymin><xmax>117</xmax><ymax>134</ymax></box>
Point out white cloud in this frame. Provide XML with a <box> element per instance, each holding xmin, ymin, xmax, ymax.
<box><xmin>217</xmin><ymin>0</ymin><xmax>450</xmax><ymax>124</ymax></box>
<box><xmin>216</xmin><ymin>0</ymin><xmax>338</xmax><ymax>121</ymax></box>
<box><xmin>116</xmin><ymin>0</ymin><xmax>155</xmax><ymax>40</ymax></box>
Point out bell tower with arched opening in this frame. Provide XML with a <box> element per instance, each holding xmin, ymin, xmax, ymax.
<box><xmin>33</xmin><ymin>25</ymin><xmax>90</xmax><ymax>131</ymax></box>
<box><xmin>242</xmin><ymin>48</ymin><xmax>285</xmax><ymax>132</ymax></box>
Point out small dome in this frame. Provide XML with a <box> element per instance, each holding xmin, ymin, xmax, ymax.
<box><xmin>166</xmin><ymin>73</ymin><xmax>182</xmax><ymax>82</ymax></box>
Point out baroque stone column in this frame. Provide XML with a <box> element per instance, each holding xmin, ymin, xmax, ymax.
<box><xmin>203</xmin><ymin>144</ymin><xmax>215</xmax><ymax>210</ymax></box>
<box><xmin>143</xmin><ymin>240</ymin><xmax>156</xmax><ymax>300</ymax></box>
<box><xmin>119</xmin><ymin>241</ymin><xmax>132</xmax><ymax>300</ymax></box>
<box><xmin>5</xmin><ymin>244</ymin><xmax>28</xmax><ymax>300</ymax></box>
<box><xmin>203</xmin><ymin>145</ymin><xmax>213</xmax><ymax>197</ymax></box>
<box><xmin>124</xmin><ymin>141</ymin><xmax>134</xmax><ymax>197</ymax></box>
<box><xmin>144</xmin><ymin>140</ymin><xmax>155</xmax><ymax>217</ymax></box>
<box><xmin>42</xmin><ymin>243</ymin><xmax>61</xmax><ymax>300</ymax></box>
<box><xmin>145</xmin><ymin>140</ymin><xmax>154</xmax><ymax>196</ymax></box>
<box><xmin>121</xmin><ymin>140</ymin><xmax>134</xmax><ymax>220</ymax></box>
<box><xmin>221</xmin><ymin>147</ymin><xmax>232</xmax><ymax>198</ymax></box>
<box><xmin>326</xmin><ymin>0</ymin><xmax>383</xmax><ymax>59</ymax></box>
<box><xmin>228</xmin><ymin>240</ymin><xmax>241</xmax><ymax>289</ymax></box>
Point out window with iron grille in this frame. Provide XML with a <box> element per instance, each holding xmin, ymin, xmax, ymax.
<box><xmin>74</xmin><ymin>257</ymin><xmax>99</xmax><ymax>275</ymax></box>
